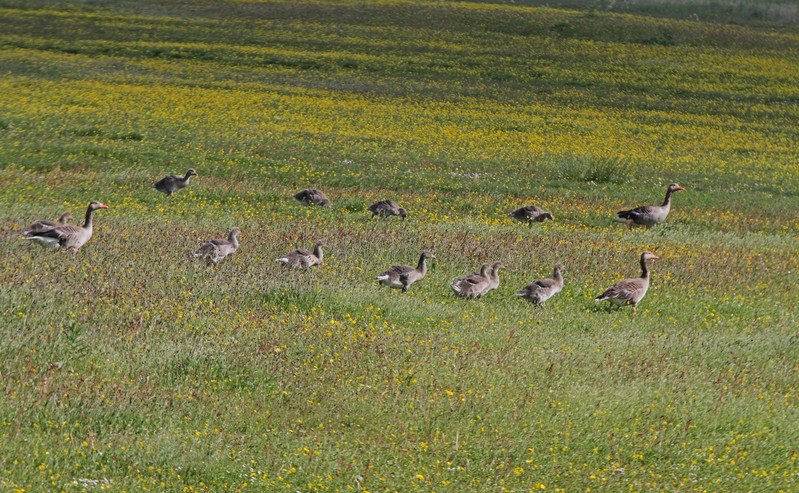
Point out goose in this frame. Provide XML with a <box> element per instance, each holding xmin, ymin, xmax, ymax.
<box><xmin>450</xmin><ymin>263</ymin><xmax>490</xmax><ymax>298</ymax></box>
<box><xmin>24</xmin><ymin>201</ymin><xmax>108</xmax><ymax>251</ymax></box>
<box><xmin>509</xmin><ymin>205</ymin><xmax>554</xmax><ymax>226</ymax></box>
<box><xmin>516</xmin><ymin>263</ymin><xmax>565</xmax><ymax>308</ymax></box>
<box><xmin>152</xmin><ymin>168</ymin><xmax>198</xmax><ymax>196</ymax></box>
<box><xmin>595</xmin><ymin>251</ymin><xmax>659</xmax><ymax>314</ymax></box>
<box><xmin>615</xmin><ymin>183</ymin><xmax>684</xmax><ymax>230</ymax></box>
<box><xmin>376</xmin><ymin>251</ymin><xmax>435</xmax><ymax>293</ymax></box>
<box><xmin>276</xmin><ymin>241</ymin><xmax>325</xmax><ymax>269</ymax></box>
<box><xmin>192</xmin><ymin>227</ymin><xmax>241</xmax><ymax>265</ymax></box>
<box><xmin>23</xmin><ymin>212</ymin><xmax>73</xmax><ymax>237</ymax></box>
<box><xmin>482</xmin><ymin>261</ymin><xmax>505</xmax><ymax>296</ymax></box>
<box><xmin>368</xmin><ymin>200</ymin><xmax>408</xmax><ymax>220</ymax></box>
<box><xmin>294</xmin><ymin>188</ymin><xmax>331</xmax><ymax>207</ymax></box>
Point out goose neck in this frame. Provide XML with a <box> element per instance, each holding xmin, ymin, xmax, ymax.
<box><xmin>640</xmin><ymin>256</ymin><xmax>650</xmax><ymax>278</ymax></box>
<box><xmin>416</xmin><ymin>254</ymin><xmax>428</xmax><ymax>274</ymax></box>
<box><xmin>662</xmin><ymin>188</ymin><xmax>675</xmax><ymax>207</ymax></box>
<box><xmin>83</xmin><ymin>206</ymin><xmax>95</xmax><ymax>228</ymax></box>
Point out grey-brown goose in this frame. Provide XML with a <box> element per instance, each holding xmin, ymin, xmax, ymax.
<box><xmin>152</xmin><ymin>168</ymin><xmax>198</xmax><ymax>196</ymax></box>
<box><xmin>482</xmin><ymin>261</ymin><xmax>505</xmax><ymax>296</ymax></box>
<box><xmin>368</xmin><ymin>200</ymin><xmax>408</xmax><ymax>220</ymax></box>
<box><xmin>23</xmin><ymin>212</ymin><xmax>73</xmax><ymax>237</ymax></box>
<box><xmin>276</xmin><ymin>241</ymin><xmax>325</xmax><ymax>269</ymax></box>
<box><xmin>24</xmin><ymin>201</ymin><xmax>108</xmax><ymax>252</ymax></box>
<box><xmin>192</xmin><ymin>227</ymin><xmax>241</xmax><ymax>265</ymax></box>
<box><xmin>595</xmin><ymin>251</ymin><xmax>659</xmax><ymax>314</ymax></box>
<box><xmin>615</xmin><ymin>183</ymin><xmax>684</xmax><ymax>230</ymax></box>
<box><xmin>376</xmin><ymin>251</ymin><xmax>435</xmax><ymax>293</ymax></box>
<box><xmin>450</xmin><ymin>263</ymin><xmax>490</xmax><ymax>298</ymax></box>
<box><xmin>294</xmin><ymin>188</ymin><xmax>331</xmax><ymax>207</ymax></box>
<box><xmin>516</xmin><ymin>263</ymin><xmax>565</xmax><ymax>308</ymax></box>
<box><xmin>509</xmin><ymin>205</ymin><xmax>553</xmax><ymax>226</ymax></box>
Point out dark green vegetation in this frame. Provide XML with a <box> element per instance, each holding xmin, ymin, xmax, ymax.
<box><xmin>0</xmin><ymin>0</ymin><xmax>797</xmax><ymax>491</ymax></box>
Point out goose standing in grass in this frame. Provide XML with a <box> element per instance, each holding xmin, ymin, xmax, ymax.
<box><xmin>376</xmin><ymin>251</ymin><xmax>435</xmax><ymax>293</ymax></box>
<box><xmin>152</xmin><ymin>168</ymin><xmax>198</xmax><ymax>196</ymax></box>
<box><xmin>368</xmin><ymin>200</ymin><xmax>408</xmax><ymax>220</ymax></box>
<box><xmin>615</xmin><ymin>183</ymin><xmax>684</xmax><ymax>230</ymax></box>
<box><xmin>23</xmin><ymin>212</ymin><xmax>73</xmax><ymax>237</ymax></box>
<box><xmin>595</xmin><ymin>251</ymin><xmax>659</xmax><ymax>314</ymax></box>
<box><xmin>24</xmin><ymin>201</ymin><xmax>108</xmax><ymax>252</ymax></box>
<box><xmin>516</xmin><ymin>263</ymin><xmax>565</xmax><ymax>308</ymax></box>
<box><xmin>276</xmin><ymin>241</ymin><xmax>326</xmax><ymax>270</ymax></box>
<box><xmin>482</xmin><ymin>261</ymin><xmax>505</xmax><ymax>296</ymax></box>
<box><xmin>450</xmin><ymin>263</ymin><xmax>490</xmax><ymax>298</ymax></box>
<box><xmin>509</xmin><ymin>205</ymin><xmax>554</xmax><ymax>226</ymax></box>
<box><xmin>192</xmin><ymin>227</ymin><xmax>241</xmax><ymax>265</ymax></box>
<box><xmin>294</xmin><ymin>188</ymin><xmax>331</xmax><ymax>207</ymax></box>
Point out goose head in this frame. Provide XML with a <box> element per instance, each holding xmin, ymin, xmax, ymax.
<box><xmin>641</xmin><ymin>251</ymin><xmax>659</xmax><ymax>262</ymax></box>
<box><xmin>89</xmin><ymin>201</ymin><xmax>109</xmax><ymax>211</ymax></box>
<box><xmin>186</xmin><ymin>168</ymin><xmax>198</xmax><ymax>177</ymax></box>
<box><xmin>398</xmin><ymin>207</ymin><xmax>408</xmax><ymax>220</ymax></box>
<box><xmin>668</xmin><ymin>183</ymin><xmax>684</xmax><ymax>192</ymax></box>
<box><xmin>538</xmin><ymin>212</ymin><xmax>554</xmax><ymax>222</ymax></box>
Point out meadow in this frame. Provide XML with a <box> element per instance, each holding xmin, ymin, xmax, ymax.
<box><xmin>0</xmin><ymin>0</ymin><xmax>797</xmax><ymax>491</ymax></box>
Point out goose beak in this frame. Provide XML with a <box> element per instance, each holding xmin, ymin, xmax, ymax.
<box><xmin>674</xmin><ymin>185</ymin><xmax>685</xmax><ymax>191</ymax></box>
<box><xmin>652</xmin><ymin>254</ymin><xmax>660</xmax><ymax>260</ymax></box>
<box><xmin>97</xmin><ymin>203</ymin><xmax>109</xmax><ymax>209</ymax></box>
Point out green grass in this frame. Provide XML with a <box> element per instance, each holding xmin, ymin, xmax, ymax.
<box><xmin>0</xmin><ymin>0</ymin><xmax>798</xmax><ymax>491</ymax></box>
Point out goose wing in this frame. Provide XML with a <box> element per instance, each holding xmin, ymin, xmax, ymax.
<box><xmin>596</xmin><ymin>278</ymin><xmax>647</xmax><ymax>303</ymax></box>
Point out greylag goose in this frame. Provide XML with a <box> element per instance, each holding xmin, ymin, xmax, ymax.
<box><xmin>294</xmin><ymin>188</ymin><xmax>331</xmax><ymax>207</ymax></box>
<box><xmin>152</xmin><ymin>168</ymin><xmax>198</xmax><ymax>196</ymax></box>
<box><xmin>276</xmin><ymin>241</ymin><xmax>325</xmax><ymax>269</ymax></box>
<box><xmin>376</xmin><ymin>251</ymin><xmax>435</xmax><ymax>293</ymax></box>
<box><xmin>516</xmin><ymin>263</ymin><xmax>565</xmax><ymax>308</ymax></box>
<box><xmin>450</xmin><ymin>263</ymin><xmax>490</xmax><ymax>298</ymax></box>
<box><xmin>595</xmin><ymin>251</ymin><xmax>659</xmax><ymax>314</ymax></box>
<box><xmin>24</xmin><ymin>201</ymin><xmax>108</xmax><ymax>251</ymax></box>
<box><xmin>509</xmin><ymin>205</ymin><xmax>553</xmax><ymax>226</ymax></box>
<box><xmin>615</xmin><ymin>183</ymin><xmax>684</xmax><ymax>230</ymax></box>
<box><xmin>368</xmin><ymin>200</ymin><xmax>408</xmax><ymax>220</ymax></box>
<box><xmin>482</xmin><ymin>261</ymin><xmax>504</xmax><ymax>296</ymax></box>
<box><xmin>192</xmin><ymin>227</ymin><xmax>241</xmax><ymax>265</ymax></box>
<box><xmin>23</xmin><ymin>212</ymin><xmax>73</xmax><ymax>237</ymax></box>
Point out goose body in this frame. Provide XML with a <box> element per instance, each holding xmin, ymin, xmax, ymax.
<box><xmin>376</xmin><ymin>251</ymin><xmax>435</xmax><ymax>293</ymax></box>
<box><xmin>451</xmin><ymin>263</ymin><xmax>490</xmax><ymax>298</ymax></box>
<box><xmin>509</xmin><ymin>205</ymin><xmax>553</xmax><ymax>226</ymax></box>
<box><xmin>595</xmin><ymin>252</ymin><xmax>659</xmax><ymax>313</ymax></box>
<box><xmin>615</xmin><ymin>183</ymin><xmax>684</xmax><ymax>229</ymax></box>
<box><xmin>23</xmin><ymin>212</ymin><xmax>73</xmax><ymax>237</ymax></box>
<box><xmin>24</xmin><ymin>201</ymin><xmax>108</xmax><ymax>251</ymax></box>
<box><xmin>152</xmin><ymin>168</ymin><xmax>197</xmax><ymax>196</ymax></box>
<box><xmin>516</xmin><ymin>263</ymin><xmax>565</xmax><ymax>308</ymax></box>
<box><xmin>294</xmin><ymin>188</ymin><xmax>331</xmax><ymax>207</ymax></box>
<box><xmin>277</xmin><ymin>241</ymin><xmax>325</xmax><ymax>269</ymax></box>
<box><xmin>192</xmin><ymin>227</ymin><xmax>241</xmax><ymax>264</ymax></box>
<box><xmin>368</xmin><ymin>200</ymin><xmax>408</xmax><ymax>220</ymax></box>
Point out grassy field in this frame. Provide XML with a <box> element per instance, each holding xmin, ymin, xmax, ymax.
<box><xmin>1</xmin><ymin>0</ymin><xmax>798</xmax><ymax>491</ymax></box>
